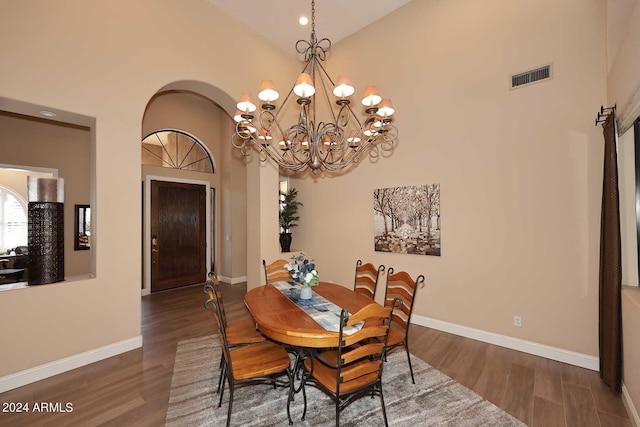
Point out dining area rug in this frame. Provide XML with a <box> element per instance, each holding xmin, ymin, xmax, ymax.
<box><xmin>165</xmin><ymin>335</ymin><xmax>526</xmax><ymax>426</ymax></box>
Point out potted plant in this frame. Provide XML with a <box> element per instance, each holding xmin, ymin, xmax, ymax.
<box><xmin>279</xmin><ymin>188</ymin><xmax>303</xmax><ymax>252</ymax></box>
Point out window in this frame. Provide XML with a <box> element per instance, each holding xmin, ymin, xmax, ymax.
<box><xmin>619</xmin><ymin>118</ymin><xmax>640</xmax><ymax>287</ymax></box>
<box><xmin>0</xmin><ymin>185</ymin><xmax>27</xmax><ymax>253</ymax></box>
<box><xmin>141</xmin><ymin>129</ymin><xmax>214</xmax><ymax>173</ymax></box>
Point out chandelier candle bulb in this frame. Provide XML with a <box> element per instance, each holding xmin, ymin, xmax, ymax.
<box><xmin>236</xmin><ymin>93</ymin><xmax>257</xmax><ymax>113</ymax></box>
<box><xmin>364</xmin><ymin>122</ymin><xmax>377</xmax><ymax>136</ymax></box>
<box><xmin>279</xmin><ymin>136</ymin><xmax>291</xmax><ymax>150</ymax></box>
<box><xmin>293</xmin><ymin>73</ymin><xmax>315</xmax><ymax>97</ymax></box>
<box><xmin>377</xmin><ymin>98</ymin><xmax>395</xmax><ymax>117</ymax></box>
<box><xmin>323</xmin><ymin>135</ymin><xmax>335</xmax><ymax>146</ymax></box>
<box><xmin>233</xmin><ymin>109</ymin><xmax>245</xmax><ymax>123</ymax></box>
<box><xmin>258</xmin><ymin>128</ymin><xmax>272</xmax><ymax>141</ymax></box>
<box><xmin>333</xmin><ymin>75</ymin><xmax>355</xmax><ymax>98</ymax></box>
<box><xmin>242</xmin><ymin>122</ymin><xmax>256</xmax><ymax>134</ymax></box>
<box><xmin>257</xmin><ymin>80</ymin><xmax>279</xmax><ymax>103</ymax></box>
<box><xmin>361</xmin><ymin>85</ymin><xmax>382</xmax><ymax>107</ymax></box>
<box><xmin>347</xmin><ymin>130</ymin><xmax>361</xmax><ymax>144</ymax></box>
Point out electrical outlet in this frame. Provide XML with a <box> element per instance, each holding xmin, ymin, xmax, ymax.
<box><xmin>514</xmin><ymin>316</ymin><xmax>522</xmax><ymax>327</ymax></box>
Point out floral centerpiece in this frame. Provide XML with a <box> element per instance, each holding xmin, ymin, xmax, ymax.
<box><xmin>286</xmin><ymin>253</ymin><xmax>318</xmax><ymax>299</ymax></box>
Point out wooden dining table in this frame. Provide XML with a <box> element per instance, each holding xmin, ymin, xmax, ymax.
<box><xmin>244</xmin><ymin>281</ymin><xmax>376</xmax><ymax>348</ymax></box>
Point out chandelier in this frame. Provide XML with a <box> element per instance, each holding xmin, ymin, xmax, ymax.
<box><xmin>231</xmin><ymin>0</ymin><xmax>398</xmax><ymax>173</ymax></box>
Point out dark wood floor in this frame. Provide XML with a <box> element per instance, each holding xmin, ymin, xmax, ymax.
<box><xmin>0</xmin><ymin>282</ymin><xmax>632</xmax><ymax>426</ymax></box>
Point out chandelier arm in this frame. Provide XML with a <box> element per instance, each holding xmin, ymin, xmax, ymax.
<box><xmin>248</xmin><ymin>134</ymin><xmax>311</xmax><ymax>172</ymax></box>
<box><xmin>266</xmin><ymin>149</ymin><xmax>307</xmax><ymax>171</ymax></box>
<box><xmin>276</xmin><ymin>147</ymin><xmax>312</xmax><ymax>171</ymax></box>
<box><xmin>367</xmin><ymin>144</ymin><xmax>381</xmax><ymax>160</ymax></box>
<box><xmin>257</xmin><ymin>110</ymin><xmax>276</xmax><ymax>129</ymax></box>
<box><xmin>283</xmin><ymin>125</ymin><xmax>313</xmax><ymax>161</ymax></box>
<box><xmin>231</xmin><ymin>130</ymin><xmax>248</xmax><ymax>149</ymax></box>
<box><xmin>318</xmin><ymin>122</ymin><xmax>363</xmax><ymax>168</ymax></box>
<box><xmin>337</xmin><ymin>104</ymin><xmax>352</xmax><ymax>128</ymax></box>
<box><xmin>342</xmin><ymin>134</ymin><xmax>379</xmax><ymax>165</ymax></box>
<box><xmin>377</xmin><ymin>125</ymin><xmax>399</xmax><ymax>152</ymax></box>
<box><xmin>231</xmin><ymin>134</ymin><xmax>255</xmax><ymax>157</ymax></box>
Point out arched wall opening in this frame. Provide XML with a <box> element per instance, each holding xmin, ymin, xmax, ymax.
<box><xmin>0</xmin><ymin>97</ymin><xmax>95</xmax><ymax>282</ymax></box>
<box><xmin>140</xmin><ymin>81</ymin><xmax>246</xmax><ymax>292</ymax></box>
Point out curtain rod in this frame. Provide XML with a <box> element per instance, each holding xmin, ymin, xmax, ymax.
<box><xmin>595</xmin><ymin>104</ymin><xmax>616</xmax><ymax>126</ymax></box>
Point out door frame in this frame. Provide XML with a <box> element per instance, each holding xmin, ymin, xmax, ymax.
<box><xmin>142</xmin><ymin>175</ymin><xmax>213</xmax><ymax>295</ymax></box>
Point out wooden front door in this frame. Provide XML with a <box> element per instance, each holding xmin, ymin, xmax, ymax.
<box><xmin>150</xmin><ymin>180</ymin><xmax>206</xmax><ymax>292</ymax></box>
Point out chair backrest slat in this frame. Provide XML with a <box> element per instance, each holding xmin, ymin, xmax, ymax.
<box><xmin>339</xmin><ymin>359</ymin><xmax>382</xmax><ymax>383</ymax></box>
<box><xmin>263</xmin><ymin>259</ymin><xmax>291</xmax><ymax>284</ymax></box>
<box><xmin>353</xmin><ymin>260</ymin><xmax>385</xmax><ymax>300</ymax></box>
<box><xmin>383</xmin><ymin>268</ymin><xmax>425</xmax><ymax>331</ymax></box>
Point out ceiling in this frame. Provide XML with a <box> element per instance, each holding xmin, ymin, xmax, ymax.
<box><xmin>207</xmin><ymin>0</ymin><xmax>413</xmax><ymax>54</ymax></box>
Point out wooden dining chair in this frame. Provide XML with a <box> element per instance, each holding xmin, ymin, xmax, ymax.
<box><xmin>205</xmin><ymin>292</ymin><xmax>294</xmax><ymax>427</ymax></box>
<box><xmin>383</xmin><ymin>268</ymin><xmax>425</xmax><ymax>384</ymax></box>
<box><xmin>353</xmin><ymin>260</ymin><xmax>385</xmax><ymax>300</ymax></box>
<box><xmin>290</xmin><ymin>302</ymin><xmax>397</xmax><ymax>427</ymax></box>
<box><xmin>203</xmin><ymin>272</ymin><xmax>266</xmax><ymax>393</ymax></box>
<box><xmin>262</xmin><ymin>259</ymin><xmax>291</xmax><ymax>284</ymax></box>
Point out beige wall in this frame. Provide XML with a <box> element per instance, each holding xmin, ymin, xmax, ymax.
<box><xmin>291</xmin><ymin>0</ymin><xmax>606</xmax><ymax>356</ymax></box>
<box><xmin>0</xmin><ymin>0</ymin><xmax>295</xmax><ymax>380</ymax></box>
<box><xmin>0</xmin><ymin>113</ymin><xmax>91</xmax><ymax>276</ymax></box>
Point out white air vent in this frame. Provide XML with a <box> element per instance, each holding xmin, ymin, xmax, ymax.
<box><xmin>510</xmin><ymin>64</ymin><xmax>552</xmax><ymax>89</ymax></box>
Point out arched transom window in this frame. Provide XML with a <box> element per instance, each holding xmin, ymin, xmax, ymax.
<box><xmin>141</xmin><ymin>129</ymin><xmax>214</xmax><ymax>173</ymax></box>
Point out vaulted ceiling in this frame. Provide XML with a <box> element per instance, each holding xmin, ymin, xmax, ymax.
<box><xmin>207</xmin><ymin>0</ymin><xmax>413</xmax><ymax>55</ymax></box>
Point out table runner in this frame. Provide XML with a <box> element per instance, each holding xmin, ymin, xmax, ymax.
<box><xmin>271</xmin><ymin>281</ymin><xmax>364</xmax><ymax>335</ymax></box>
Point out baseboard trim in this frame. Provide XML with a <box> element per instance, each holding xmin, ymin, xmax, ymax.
<box><xmin>623</xmin><ymin>383</ymin><xmax>640</xmax><ymax>427</ymax></box>
<box><xmin>218</xmin><ymin>275</ymin><xmax>247</xmax><ymax>285</ymax></box>
<box><xmin>0</xmin><ymin>336</ymin><xmax>143</xmax><ymax>393</ymax></box>
<box><xmin>412</xmin><ymin>314</ymin><xmax>599</xmax><ymax>371</ymax></box>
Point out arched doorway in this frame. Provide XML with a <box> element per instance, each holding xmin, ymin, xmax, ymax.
<box><xmin>140</xmin><ymin>84</ymin><xmax>246</xmax><ymax>294</ymax></box>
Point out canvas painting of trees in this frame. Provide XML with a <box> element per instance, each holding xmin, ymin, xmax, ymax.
<box><xmin>374</xmin><ymin>183</ymin><xmax>440</xmax><ymax>256</ymax></box>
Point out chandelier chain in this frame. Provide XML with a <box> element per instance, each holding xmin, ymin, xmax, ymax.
<box><xmin>311</xmin><ymin>0</ymin><xmax>315</xmax><ymax>37</ymax></box>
